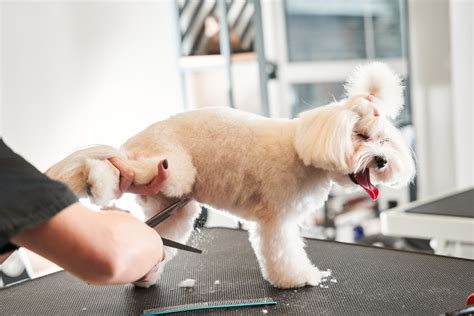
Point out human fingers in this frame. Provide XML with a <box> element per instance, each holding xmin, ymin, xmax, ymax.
<box><xmin>108</xmin><ymin>157</ymin><xmax>134</xmax><ymax>193</ymax></box>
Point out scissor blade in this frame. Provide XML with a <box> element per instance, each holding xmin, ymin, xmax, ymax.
<box><xmin>162</xmin><ymin>238</ymin><xmax>202</xmax><ymax>254</ymax></box>
<box><xmin>145</xmin><ymin>198</ymin><xmax>191</xmax><ymax>227</ymax></box>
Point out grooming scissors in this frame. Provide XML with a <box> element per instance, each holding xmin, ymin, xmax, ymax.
<box><xmin>145</xmin><ymin>198</ymin><xmax>202</xmax><ymax>254</ymax></box>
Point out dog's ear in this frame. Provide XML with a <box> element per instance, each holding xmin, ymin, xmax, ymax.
<box><xmin>345</xmin><ymin>62</ymin><xmax>404</xmax><ymax>119</ymax></box>
<box><xmin>294</xmin><ymin>105</ymin><xmax>359</xmax><ymax>173</ymax></box>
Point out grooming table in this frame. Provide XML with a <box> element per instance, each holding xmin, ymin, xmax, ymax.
<box><xmin>0</xmin><ymin>228</ymin><xmax>472</xmax><ymax>315</ymax></box>
<box><xmin>381</xmin><ymin>188</ymin><xmax>474</xmax><ymax>259</ymax></box>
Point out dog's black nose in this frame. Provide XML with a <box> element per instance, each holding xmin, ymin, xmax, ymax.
<box><xmin>374</xmin><ymin>156</ymin><xmax>387</xmax><ymax>169</ymax></box>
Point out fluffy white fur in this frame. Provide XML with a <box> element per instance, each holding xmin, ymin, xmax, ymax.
<box><xmin>46</xmin><ymin>63</ymin><xmax>415</xmax><ymax>289</ymax></box>
<box><xmin>85</xmin><ymin>159</ymin><xmax>120</xmax><ymax>206</ymax></box>
<box><xmin>345</xmin><ymin>62</ymin><xmax>404</xmax><ymax>118</ymax></box>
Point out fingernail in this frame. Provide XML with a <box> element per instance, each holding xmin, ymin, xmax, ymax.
<box><xmin>163</xmin><ymin>159</ymin><xmax>168</xmax><ymax>169</ymax></box>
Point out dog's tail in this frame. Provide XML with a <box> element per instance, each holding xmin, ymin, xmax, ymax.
<box><xmin>46</xmin><ymin>145</ymin><xmax>124</xmax><ymax>197</ymax></box>
<box><xmin>344</xmin><ymin>62</ymin><xmax>404</xmax><ymax>119</ymax></box>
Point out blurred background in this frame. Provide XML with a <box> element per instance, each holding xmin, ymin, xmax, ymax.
<box><xmin>1</xmin><ymin>0</ymin><xmax>473</xmax><ymax>285</ymax></box>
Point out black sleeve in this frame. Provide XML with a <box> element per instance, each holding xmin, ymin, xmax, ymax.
<box><xmin>0</xmin><ymin>138</ymin><xmax>78</xmax><ymax>254</ymax></box>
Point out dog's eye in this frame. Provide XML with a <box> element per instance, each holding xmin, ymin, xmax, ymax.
<box><xmin>355</xmin><ymin>132</ymin><xmax>370</xmax><ymax>141</ymax></box>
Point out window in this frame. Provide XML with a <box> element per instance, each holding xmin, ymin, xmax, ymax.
<box><xmin>290</xmin><ymin>82</ymin><xmax>345</xmax><ymax>117</ymax></box>
<box><xmin>285</xmin><ymin>0</ymin><xmax>405</xmax><ymax>61</ymax></box>
<box><xmin>282</xmin><ymin>0</ymin><xmax>411</xmax><ymax>127</ymax></box>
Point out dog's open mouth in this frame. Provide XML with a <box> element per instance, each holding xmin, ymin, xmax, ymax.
<box><xmin>349</xmin><ymin>168</ymin><xmax>379</xmax><ymax>201</ymax></box>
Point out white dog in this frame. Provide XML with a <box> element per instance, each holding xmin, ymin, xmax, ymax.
<box><xmin>47</xmin><ymin>63</ymin><xmax>415</xmax><ymax>289</ymax></box>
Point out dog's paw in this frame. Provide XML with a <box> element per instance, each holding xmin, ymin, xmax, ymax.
<box><xmin>267</xmin><ymin>265</ymin><xmax>328</xmax><ymax>289</ymax></box>
<box><xmin>85</xmin><ymin>159</ymin><xmax>121</xmax><ymax>206</ymax></box>
<box><xmin>132</xmin><ymin>262</ymin><xmax>163</xmax><ymax>288</ymax></box>
<box><xmin>133</xmin><ymin>278</ymin><xmax>157</xmax><ymax>288</ymax></box>
<box><xmin>302</xmin><ymin>266</ymin><xmax>330</xmax><ymax>287</ymax></box>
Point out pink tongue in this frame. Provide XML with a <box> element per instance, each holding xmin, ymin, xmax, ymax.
<box><xmin>355</xmin><ymin>168</ymin><xmax>379</xmax><ymax>201</ymax></box>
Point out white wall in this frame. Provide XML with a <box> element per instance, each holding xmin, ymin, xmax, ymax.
<box><xmin>450</xmin><ymin>0</ymin><xmax>474</xmax><ymax>189</ymax></box>
<box><xmin>408</xmin><ymin>0</ymin><xmax>456</xmax><ymax>198</ymax></box>
<box><xmin>1</xmin><ymin>1</ymin><xmax>181</xmax><ymax>171</ymax></box>
<box><xmin>409</xmin><ymin>0</ymin><xmax>474</xmax><ymax>198</ymax></box>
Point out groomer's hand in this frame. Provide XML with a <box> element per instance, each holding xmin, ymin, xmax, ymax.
<box><xmin>12</xmin><ymin>203</ymin><xmax>165</xmax><ymax>285</ymax></box>
<box><xmin>107</xmin><ymin>157</ymin><xmax>169</xmax><ymax>196</ymax></box>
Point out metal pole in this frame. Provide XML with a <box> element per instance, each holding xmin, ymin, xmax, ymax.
<box><xmin>252</xmin><ymin>0</ymin><xmax>270</xmax><ymax>117</ymax></box>
<box><xmin>173</xmin><ymin>0</ymin><xmax>188</xmax><ymax>111</ymax></box>
<box><xmin>217</xmin><ymin>0</ymin><xmax>235</xmax><ymax>108</ymax></box>
<box><xmin>400</xmin><ymin>0</ymin><xmax>417</xmax><ymax>202</ymax></box>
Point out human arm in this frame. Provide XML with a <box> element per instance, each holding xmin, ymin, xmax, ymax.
<box><xmin>11</xmin><ymin>202</ymin><xmax>163</xmax><ymax>285</ymax></box>
<box><xmin>0</xmin><ymin>139</ymin><xmax>163</xmax><ymax>285</ymax></box>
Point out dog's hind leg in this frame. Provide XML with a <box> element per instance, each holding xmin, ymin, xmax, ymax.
<box><xmin>133</xmin><ymin>195</ymin><xmax>200</xmax><ymax>288</ymax></box>
<box><xmin>249</xmin><ymin>216</ymin><xmax>327</xmax><ymax>289</ymax></box>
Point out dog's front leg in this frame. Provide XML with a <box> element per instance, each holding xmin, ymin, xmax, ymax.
<box><xmin>133</xmin><ymin>196</ymin><xmax>200</xmax><ymax>288</ymax></box>
<box><xmin>249</xmin><ymin>218</ymin><xmax>327</xmax><ymax>289</ymax></box>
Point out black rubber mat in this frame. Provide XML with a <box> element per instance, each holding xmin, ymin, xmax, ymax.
<box><xmin>406</xmin><ymin>188</ymin><xmax>473</xmax><ymax>218</ymax></box>
<box><xmin>1</xmin><ymin>228</ymin><xmax>473</xmax><ymax>315</ymax></box>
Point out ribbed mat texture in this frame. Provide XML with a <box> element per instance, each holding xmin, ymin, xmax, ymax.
<box><xmin>1</xmin><ymin>228</ymin><xmax>472</xmax><ymax>315</ymax></box>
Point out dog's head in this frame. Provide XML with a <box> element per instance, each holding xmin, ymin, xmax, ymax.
<box><xmin>294</xmin><ymin>62</ymin><xmax>415</xmax><ymax>200</ymax></box>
